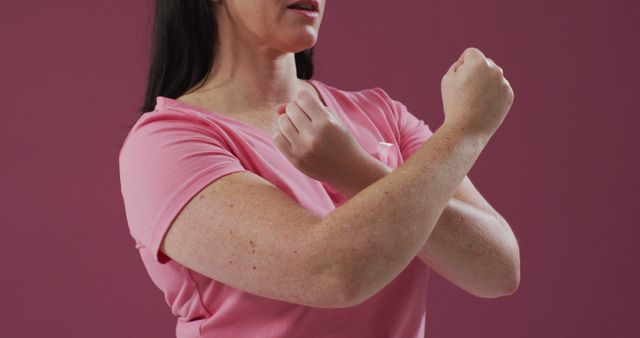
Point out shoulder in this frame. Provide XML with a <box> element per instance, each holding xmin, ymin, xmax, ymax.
<box><xmin>118</xmin><ymin>103</ymin><xmax>227</xmax><ymax>164</ymax></box>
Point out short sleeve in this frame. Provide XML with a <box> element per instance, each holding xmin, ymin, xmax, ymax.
<box><xmin>118</xmin><ymin>110</ymin><xmax>248</xmax><ymax>264</ymax></box>
<box><xmin>371</xmin><ymin>87</ymin><xmax>435</xmax><ymax>161</ymax></box>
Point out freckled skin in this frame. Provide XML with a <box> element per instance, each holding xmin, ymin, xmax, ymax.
<box><xmin>159</xmin><ymin>43</ymin><xmax>515</xmax><ymax>306</ymax></box>
<box><xmin>162</xmin><ymin>121</ymin><xmax>496</xmax><ymax>307</ymax></box>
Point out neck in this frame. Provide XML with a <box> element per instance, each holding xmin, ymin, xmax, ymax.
<box><xmin>182</xmin><ymin>12</ymin><xmax>305</xmax><ymax>115</ymax></box>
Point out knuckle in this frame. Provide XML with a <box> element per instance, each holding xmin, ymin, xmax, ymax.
<box><xmin>465</xmin><ymin>47</ymin><xmax>478</xmax><ymax>55</ymax></box>
<box><xmin>504</xmin><ymin>81</ymin><xmax>514</xmax><ymax>98</ymax></box>
<box><xmin>503</xmin><ymin>77</ymin><xmax>512</xmax><ymax>88</ymax></box>
<box><xmin>325</xmin><ymin>114</ymin><xmax>339</xmax><ymax>125</ymax></box>
<box><xmin>298</xmin><ymin>90</ymin><xmax>311</xmax><ymax>104</ymax></box>
<box><xmin>317</xmin><ymin>117</ymin><xmax>332</xmax><ymax>131</ymax></box>
<box><xmin>466</xmin><ymin>47</ymin><xmax>484</xmax><ymax>60</ymax></box>
<box><xmin>277</xmin><ymin>113</ymin><xmax>289</xmax><ymax>125</ymax></box>
<box><xmin>315</xmin><ymin>120</ymin><xmax>334</xmax><ymax>139</ymax></box>
<box><xmin>491</xmin><ymin>65</ymin><xmax>502</xmax><ymax>77</ymax></box>
<box><xmin>324</xmin><ymin>117</ymin><xmax>340</xmax><ymax>133</ymax></box>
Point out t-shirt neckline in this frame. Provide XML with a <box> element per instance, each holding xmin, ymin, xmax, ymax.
<box><xmin>154</xmin><ymin>79</ymin><xmax>335</xmax><ymax>140</ymax></box>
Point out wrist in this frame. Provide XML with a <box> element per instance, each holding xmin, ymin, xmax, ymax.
<box><xmin>442</xmin><ymin>119</ymin><xmax>494</xmax><ymax>145</ymax></box>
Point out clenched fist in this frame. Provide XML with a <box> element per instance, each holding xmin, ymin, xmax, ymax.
<box><xmin>271</xmin><ymin>89</ymin><xmax>371</xmax><ymax>187</ymax></box>
<box><xmin>441</xmin><ymin>47</ymin><xmax>514</xmax><ymax>137</ymax></box>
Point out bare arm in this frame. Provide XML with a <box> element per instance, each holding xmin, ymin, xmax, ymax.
<box><xmin>161</xmin><ymin>47</ymin><xmax>512</xmax><ymax>309</ymax></box>
<box><xmin>332</xmin><ymin>157</ymin><xmax>520</xmax><ymax>298</ymax></box>
<box><xmin>417</xmin><ymin>196</ymin><xmax>520</xmax><ymax>298</ymax></box>
<box><xmin>162</xmin><ymin>122</ymin><xmax>489</xmax><ymax>308</ymax></box>
<box><xmin>421</xmin><ymin>176</ymin><xmax>520</xmax><ymax>298</ymax></box>
<box><xmin>306</xmin><ymin>123</ymin><xmax>489</xmax><ymax>305</ymax></box>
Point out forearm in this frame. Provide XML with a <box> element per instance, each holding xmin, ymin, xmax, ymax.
<box><xmin>417</xmin><ymin>199</ymin><xmax>520</xmax><ymax>297</ymax></box>
<box><xmin>330</xmin><ymin>143</ymin><xmax>519</xmax><ymax>298</ymax></box>
<box><xmin>314</xmin><ymin>123</ymin><xmax>489</xmax><ymax>305</ymax></box>
<box><xmin>327</xmin><ymin>153</ymin><xmax>390</xmax><ymax>200</ymax></box>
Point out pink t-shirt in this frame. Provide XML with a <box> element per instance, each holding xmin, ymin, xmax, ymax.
<box><xmin>119</xmin><ymin>79</ymin><xmax>435</xmax><ymax>338</ymax></box>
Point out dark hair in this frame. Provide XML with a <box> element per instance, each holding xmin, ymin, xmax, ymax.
<box><xmin>140</xmin><ymin>0</ymin><xmax>315</xmax><ymax>113</ymax></box>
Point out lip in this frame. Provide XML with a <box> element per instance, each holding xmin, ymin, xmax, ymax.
<box><xmin>287</xmin><ymin>7</ymin><xmax>319</xmax><ymax>19</ymax></box>
<box><xmin>286</xmin><ymin>0</ymin><xmax>320</xmax><ymax>12</ymax></box>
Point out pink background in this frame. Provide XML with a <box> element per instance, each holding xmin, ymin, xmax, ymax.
<box><xmin>2</xmin><ymin>0</ymin><xmax>638</xmax><ymax>337</ymax></box>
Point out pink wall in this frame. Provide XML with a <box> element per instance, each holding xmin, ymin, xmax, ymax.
<box><xmin>1</xmin><ymin>0</ymin><xmax>638</xmax><ymax>337</ymax></box>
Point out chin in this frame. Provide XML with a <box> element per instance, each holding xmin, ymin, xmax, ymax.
<box><xmin>287</xmin><ymin>30</ymin><xmax>318</xmax><ymax>51</ymax></box>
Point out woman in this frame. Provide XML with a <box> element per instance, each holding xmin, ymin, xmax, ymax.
<box><xmin>119</xmin><ymin>0</ymin><xmax>518</xmax><ymax>337</ymax></box>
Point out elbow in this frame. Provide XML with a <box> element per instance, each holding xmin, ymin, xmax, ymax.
<box><xmin>501</xmin><ymin>260</ymin><xmax>521</xmax><ymax>296</ymax></box>
<box><xmin>324</xmin><ymin>268</ymin><xmax>378</xmax><ymax>309</ymax></box>
<box><xmin>471</xmin><ymin>263</ymin><xmax>520</xmax><ymax>299</ymax></box>
<box><xmin>331</xmin><ymin>274</ymin><xmax>369</xmax><ymax>309</ymax></box>
<box><xmin>310</xmin><ymin>267</ymin><xmax>366</xmax><ymax>309</ymax></box>
<box><xmin>492</xmin><ymin>228</ymin><xmax>521</xmax><ymax>297</ymax></box>
<box><xmin>502</xmin><ymin>237</ymin><xmax>521</xmax><ymax>296</ymax></box>
<box><xmin>473</xmin><ymin>248</ymin><xmax>521</xmax><ymax>299</ymax></box>
<box><xmin>492</xmin><ymin>249</ymin><xmax>521</xmax><ymax>298</ymax></box>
